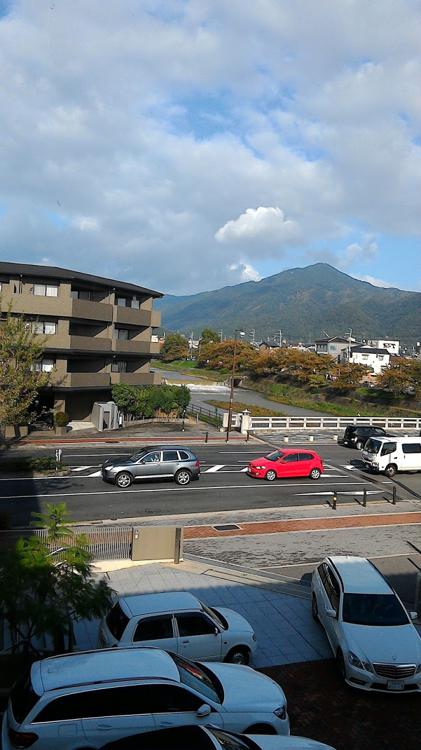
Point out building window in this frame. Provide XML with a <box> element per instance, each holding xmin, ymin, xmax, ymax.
<box><xmin>131</xmin><ymin>298</ymin><xmax>140</xmax><ymax>309</ymax></box>
<box><xmin>71</xmin><ymin>289</ymin><xmax>92</xmax><ymax>300</ymax></box>
<box><xmin>116</xmin><ymin>297</ymin><xmax>128</xmax><ymax>307</ymax></box>
<box><xmin>33</xmin><ymin>358</ymin><xmax>55</xmax><ymax>372</ymax></box>
<box><xmin>32</xmin><ymin>321</ymin><xmax>57</xmax><ymax>335</ymax></box>
<box><xmin>378</xmin><ymin>355</ymin><xmax>384</xmax><ymax>360</ymax></box>
<box><xmin>362</xmin><ymin>354</ymin><xmax>368</xmax><ymax>360</ymax></box>
<box><xmin>117</xmin><ymin>329</ymin><xmax>129</xmax><ymax>340</ymax></box>
<box><xmin>33</xmin><ymin>283</ymin><xmax>58</xmax><ymax>297</ymax></box>
<box><xmin>111</xmin><ymin>361</ymin><xmax>127</xmax><ymax>373</ymax></box>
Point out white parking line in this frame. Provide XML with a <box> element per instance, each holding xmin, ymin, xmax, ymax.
<box><xmin>87</xmin><ymin>470</ymin><xmax>102</xmax><ymax>477</ymax></box>
<box><xmin>71</xmin><ymin>466</ymin><xmax>93</xmax><ymax>472</ymax></box>
<box><xmin>204</xmin><ymin>465</ymin><xmax>225</xmax><ymax>473</ymax></box>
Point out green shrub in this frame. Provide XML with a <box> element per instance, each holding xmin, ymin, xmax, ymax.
<box><xmin>111</xmin><ymin>384</ymin><xmax>190</xmax><ymax>419</ymax></box>
<box><xmin>54</xmin><ymin>411</ymin><xmax>69</xmax><ymax>426</ymax></box>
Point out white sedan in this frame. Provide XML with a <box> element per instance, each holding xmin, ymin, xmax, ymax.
<box><xmin>99</xmin><ymin>591</ymin><xmax>257</xmax><ymax>664</ymax></box>
<box><xmin>99</xmin><ymin>725</ymin><xmax>336</xmax><ymax>750</ymax></box>
<box><xmin>311</xmin><ymin>555</ymin><xmax>421</xmax><ymax>692</ymax></box>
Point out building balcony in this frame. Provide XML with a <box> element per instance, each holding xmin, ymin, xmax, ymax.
<box><xmin>56</xmin><ymin>373</ymin><xmax>111</xmax><ymax>388</ymax></box>
<box><xmin>112</xmin><ymin>340</ymin><xmax>160</xmax><ymax>355</ymax></box>
<box><xmin>71</xmin><ymin>298</ymin><xmax>113</xmax><ymax>322</ymax></box>
<box><xmin>114</xmin><ymin>306</ymin><xmax>156</xmax><ymax>326</ymax></box>
<box><xmin>69</xmin><ymin>335</ymin><xmax>112</xmax><ymax>351</ymax></box>
<box><xmin>110</xmin><ymin>372</ymin><xmax>158</xmax><ymax>386</ymax></box>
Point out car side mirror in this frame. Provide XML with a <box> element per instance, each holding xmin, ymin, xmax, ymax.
<box><xmin>325</xmin><ymin>607</ymin><xmax>337</xmax><ymax>618</ymax></box>
<box><xmin>409</xmin><ymin>611</ymin><xmax>418</xmax><ymax>621</ymax></box>
<box><xmin>214</xmin><ymin>626</ymin><xmax>219</xmax><ymax>635</ymax></box>
<box><xmin>196</xmin><ymin>703</ymin><xmax>211</xmax><ymax>718</ymax></box>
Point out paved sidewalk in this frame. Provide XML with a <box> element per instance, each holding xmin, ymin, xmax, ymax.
<box><xmin>74</xmin><ymin>561</ymin><xmax>330</xmax><ymax>668</ymax></box>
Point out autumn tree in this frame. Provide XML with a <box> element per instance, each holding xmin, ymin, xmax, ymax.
<box><xmin>200</xmin><ymin>328</ymin><xmax>219</xmax><ymax>345</ymax></box>
<box><xmin>329</xmin><ymin>363</ymin><xmax>369</xmax><ymax>392</ymax></box>
<box><xmin>161</xmin><ymin>332</ymin><xmax>189</xmax><ymax>362</ymax></box>
<box><xmin>197</xmin><ymin>339</ymin><xmax>256</xmax><ymax>371</ymax></box>
<box><xmin>0</xmin><ymin>307</ymin><xmax>50</xmax><ymax>430</ymax></box>
<box><xmin>378</xmin><ymin>358</ymin><xmax>421</xmax><ymax>398</ymax></box>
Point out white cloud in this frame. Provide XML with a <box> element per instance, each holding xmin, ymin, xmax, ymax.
<box><xmin>228</xmin><ymin>262</ymin><xmax>261</xmax><ymax>282</ymax></box>
<box><xmin>341</xmin><ymin>235</ymin><xmax>378</xmax><ymax>267</ymax></box>
<box><xmin>354</xmin><ymin>274</ymin><xmax>394</xmax><ymax>288</ymax></box>
<box><xmin>0</xmin><ymin>1</ymin><xmax>419</xmax><ymax>293</ymax></box>
<box><xmin>215</xmin><ymin>207</ymin><xmax>300</xmax><ymax>245</ymax></box>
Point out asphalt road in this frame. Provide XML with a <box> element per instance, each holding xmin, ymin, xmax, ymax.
<box><xmin>0</xmin><ymin>443</ymin><xmax>399</xmax><ymax>526</ymax></box>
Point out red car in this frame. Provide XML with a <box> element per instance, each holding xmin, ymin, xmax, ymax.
<box><xmin>247</xmin><ymin>448</ymin><xmax>324</xmax><ymax>481</ymax></box>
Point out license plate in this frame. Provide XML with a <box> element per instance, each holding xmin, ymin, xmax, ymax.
<box><xmin>388</xmin><ymin>680</ymin><xmax>405</xmax><ymax>691</ymax></box>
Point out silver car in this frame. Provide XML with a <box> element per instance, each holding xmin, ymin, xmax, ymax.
<box><xmin>101</xmin><ymin>445</ymin><xmax>200</xmax><ymax>488</ymax></box>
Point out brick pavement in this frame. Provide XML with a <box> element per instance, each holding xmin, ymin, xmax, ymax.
<box><xmin>183</xmin><ymin>510</ymin><xmax>421</xmax><ymax>539</ymax></box>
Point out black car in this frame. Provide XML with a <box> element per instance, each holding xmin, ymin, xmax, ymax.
<box><xmin>341</xmin><ymin>425</ymin><xmax>390</xmax><ymax>449</ymax></box>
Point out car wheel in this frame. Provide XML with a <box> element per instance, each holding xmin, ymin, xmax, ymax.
<box><xmin>175</xmin><ymin>469</ymin><xmax>192</xmax><ymax>486</ymax></box>
<box><xmin>225</xmin><ymin>647</ymin><xmax>250</xmax><ymax>665</ymax></box>
<box><xmin>310</xmin><ymin>468</ymin><xmax>321</xmax><ymax>480</ymax></box>
<box><xmin>336</xmin><ymin>649</ymin><xmax>346</xmax><ymax>681</ymax></box>
<box><xmin>356</xmin><ymin>440</ymin><xmax>364</xmax><ymax>450</ymax></box>
<box><xmin>115</xmin><ymin>471</ymin><xmax>133</xmax><ymax>489</ymax></box>
<box><xmin>312</xmin><ymin>594</ymin><xmax>319</xmax><ymax>622</ymax></box>
<box><xmin>265</xmin><ymin>469</ymin><xmax>277</xmax><ymax>482</ymax></box>
<box><xmin>245</xmin><ymin>724</ymin><xmax>277</xmax><ymax>735</ymax></box>
<box><xmin>385</xmin><ymin>464</ymin><xmax>397</xmax><ymax>478</ymax></box>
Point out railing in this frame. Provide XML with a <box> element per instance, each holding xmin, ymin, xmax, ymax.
<box><xmin>245</xmin><ymin>415</ymin><xmax>421</xmax><ymax>432</ymax></box>
<box><xmin>187</xmin><ymin>404</ymin><xmax>223</xmax><ymax>427</ymax></box>
<box><xmin>0</xmin><ymin>526</ymin><xmax>132</xmax><ymax>561</ymax></box>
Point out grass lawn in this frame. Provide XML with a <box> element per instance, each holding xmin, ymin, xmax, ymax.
<box><xmin>151</xmin><ymin>359</ymin><xmax>226</xmax><ymax>382</ymax></box>
<box><xmin>207</xmin><ymin>400</ymin><xmax>285</xmax><ymax>417</ymax></box>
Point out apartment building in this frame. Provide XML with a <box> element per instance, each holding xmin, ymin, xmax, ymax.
<box><xmin>0</xmin><ymin>261</ymin><xmax>162</xmax><ymax>419</ymax></box>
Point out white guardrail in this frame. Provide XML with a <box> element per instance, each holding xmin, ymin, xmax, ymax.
<box><xmin>224</xmin><ymin>412</ymin><xmax>421</xmax><ymax>434</ymax></box>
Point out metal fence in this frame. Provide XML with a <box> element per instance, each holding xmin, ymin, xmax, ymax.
<box><xmin>187</xmin><ymin>404</ymin><xmax>222</xmax><ymax>427</ymax></box>
<box><xmin>0</xmin><ymin>526</ymin><xmax>132</xmax><ymax>561</ymax></box>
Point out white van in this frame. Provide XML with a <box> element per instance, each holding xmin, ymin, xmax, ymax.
<box><xmin>362</xmin><ymin>436</ymin><xmax>421</xmax><ymax>477</ymax></box>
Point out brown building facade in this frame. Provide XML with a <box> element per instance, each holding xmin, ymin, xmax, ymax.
<box><xmin>0</xmin><ymin>261</ymin><xmax>162</xmax><ymax>419</ymax></box>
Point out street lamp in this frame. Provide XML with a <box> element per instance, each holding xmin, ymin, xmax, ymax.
<box><xmin>226</xmin><ymin>329</ymin><xmax>245</xmax><ymax>442</ymax></box>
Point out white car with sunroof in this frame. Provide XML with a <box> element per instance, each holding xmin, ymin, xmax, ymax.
<box><xmin>311</xmin><ymin>555</ymin><xmax>421</xmax><ymax>692</ymax></box>
<box><xmin>98</xmin><ymin>592</ymin><xmax>257</xmax><ymax>665</ymax></box>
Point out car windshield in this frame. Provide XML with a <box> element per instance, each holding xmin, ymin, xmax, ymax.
<box><xmin>364</xmin><ymin>438</ymin><xmax>381</xmax><ymax>455</ymax></box>
<box><xmin>201</xmin><ymin>602</ymin><xmax>227</xmax><ymax>630</ymax></box>
<box><xmin>128</xmin><ymin>450</ymin><xmax>148</xmax><ymax>462</ymax></box>
<box><xmin>265</xmin><ymin>450</ymin><xmax>283</xmax><ymax>461</ymax></box>
<box><xmin>342</xmin><ymin>593</ymin><xmax>409</xmax><ymax>626</ymax></box>
<box><xmin>171</xmin><ymin>653</ymin><xmax>223</xmax><ymax>704</ymax></box>
<box><xmin>210</xmin><ymin>728</ymin><xmax>258</xmax><ymax>750</ymax></box>
<box><xmin>105</xmin><ymin>601</ymin><xmax>130</xmax><ymax>639</ymax></box>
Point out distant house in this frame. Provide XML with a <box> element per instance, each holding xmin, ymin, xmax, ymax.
<box><xmin>345</xmin><ymin>345</ymin><xmax>391</xmax><ymax>375</ymax></box>
<box><xmin>258</xmin><ymin>341</ymin><xmax>280</xmax><ymax>351</ymax></box>
<box><xmin>315</xmin><ymin>336</ymin><xmax>354</xmax><ymax>361</ymax></box>
<box><xmin>368</xmin><ymin>339</ymin><xmax>400</xmax><ymax>356</ymax></box>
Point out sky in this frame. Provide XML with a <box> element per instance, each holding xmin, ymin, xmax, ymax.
<box><xmin>0</xmin><ymin>0</ymin><xmax>421</xmax><ymax>296</ymax></box>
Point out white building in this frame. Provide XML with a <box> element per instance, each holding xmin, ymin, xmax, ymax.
<box><xmin>345</xmin><ymin>345</ymin><xmax>391</xmax><ymax>375</ymax></box>
<box><xmin>369</xmin><ymin>339</ymin><xmax>400</xmax><ymax>355</ymax></box>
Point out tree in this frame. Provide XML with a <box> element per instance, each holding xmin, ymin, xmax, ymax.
<box><xmin>200</xmin><ymin>328</ymin><xmax>219</xmax><ymax>345</ymax></box>
<box><xmin>161</xmin><ymin>332</ymin><xmax>189</xmax><ymax>362</ymax></box>
<box><xmin>329</xmin><ymin>363</ymin><xmax>368</xmax><ymax>392</ymax></box>
<box><xmin>0</xmin><ymin>307</ymin><xmax>50</xmax><ymax>429</ymax></box>
<box><xmin>377</xmin><ymin>358</ymin><xmax>421</xmax><ymax>398</ymax></box>
<box><xmin>197</xmin><ymin>340</ymin><xmax>256</xmax><ymax>371</ymax></box>
<box><xmin>0</xmin><ymin>503</ymin><xmax>114</xmax><ymax>654</ymax></box>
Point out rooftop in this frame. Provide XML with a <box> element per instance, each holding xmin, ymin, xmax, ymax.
<box><xmin>329</xmin><ymin>556</ymin><xmax>391</xmax><ymax>594</ymax></box>
<box><xmin>0</xmin><ymin>261</ymin><xmax>163</xmax><ymax>298</ymax></box>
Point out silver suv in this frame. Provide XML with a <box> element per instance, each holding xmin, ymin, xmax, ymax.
<box><xmin>101</xmin><ymin>445</ymin><xmax>200</xmax><ymax>488</ymax></box>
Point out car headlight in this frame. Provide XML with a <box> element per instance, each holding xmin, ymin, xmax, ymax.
<box><xmin>274</xmin><ymin>705</ymin><xmax>287</xmax><ymax>720</ymax></box>
<box><xmin>254</xmin><ymin>465</ymin><xmax>266</xmax><ymax>470</ymax></box>
<box><xmin>348</xmin><ymin>651</ymin><xmax>372</xmax><ymax>672</ymax></box>
<box><xmin>415</xmin><ymin>664</ymin><xmax>421</xmax><ymax>674</ymax></box>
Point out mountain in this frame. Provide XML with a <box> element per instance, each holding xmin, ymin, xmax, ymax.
<box><xmin>156</xmin><ymin>264</ymin><xmax>421</xmax><ymax>344</ymax></box>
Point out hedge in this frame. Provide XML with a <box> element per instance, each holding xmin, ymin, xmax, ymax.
<box><xmin>111</xmin><ymin>384</ymin><xmax>190</xmax><ymax>419</ymax></box>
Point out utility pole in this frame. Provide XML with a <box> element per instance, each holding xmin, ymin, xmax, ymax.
<box><xmin>279</xmin><ymin>329</ymin><xmax>282</xmax><ymax>347</ymax></box>
<box><xmin>226</xmin><ymin>330</ymin><xmax>245</xmax><ymax>442</ymax></box>
<box><xmin>346</xmin><ymin>328</ymin><xmax>353</xmax><ymax>362</ymax></box>
<box><xmin>219</xmin><ymin>330</ymin><xmax>223</xmax><ymax>342</ymax></box>
<box><xmin>250</xmin><ymin>329</ymin><xmax>256</xmax><ymax>344</ymax></box>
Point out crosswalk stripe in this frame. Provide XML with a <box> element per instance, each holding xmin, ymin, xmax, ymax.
<box><xmin>204</xmin><ymin>465</ymin><xmax>225</xmax><ymax>473</ymax></box>
<box><xmin>71</xmin><ymin>466</ymin><xmax>93</xmax><ymax>472</ymax></box>
<box><xmin>87</xmin><ymin>470</ymin><xmax>102</xmax><ymax>477</ymax></box>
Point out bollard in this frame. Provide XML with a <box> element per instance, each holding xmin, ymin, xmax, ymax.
<box><xmin>332</xmin><ymin>491</ymin><xmax>337</xmax><ymax>510</ymax></box>
<box><xmin>205</xmin><ymin>431</ymin><xmax>209</xmax><ymax>443</ymax></box>
<box><xmin>284</xmin><ymin>436</ymin><xmax>289</xmax><ymax>443</ymax></box>
<box><xmin>174</xmin><ymin>527</ymin><xmax>182</xmax><ymax>564</ymax></box>
<box><xmin>309</xmin><ymin>435</ymin><xmax>314</xmax><ymax>442</ymax></box>
<box><xmin>362</xmin><ymin>488</ymin><xmax>367</xmax><ymax>507</ymax></box>
<box><xmin>333</xmin><ymin>435</ymin><xmax>338</xmax><ymax>442</ymax></box>
<box><xmin>392</xmin><ymin>485</ymin><xmax>396</xmax><ymax>504</ymax></box>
